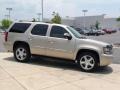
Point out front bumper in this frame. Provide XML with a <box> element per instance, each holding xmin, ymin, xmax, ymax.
<box><xmin>100</xmin><ymin>54</ymin><xmax>113</xmax><ymax>66</ymax></box>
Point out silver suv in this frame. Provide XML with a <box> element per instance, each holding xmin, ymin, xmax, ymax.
<box><xmin>4</xmin><ymin>22</ymin><xmax>113</xmax><ymax>72</ymax></box>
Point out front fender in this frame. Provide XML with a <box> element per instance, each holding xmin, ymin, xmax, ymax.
<box><xmin>73</xmin><ymin>45</ymin><xmax>101</xmax><ymax>60</ymax></box>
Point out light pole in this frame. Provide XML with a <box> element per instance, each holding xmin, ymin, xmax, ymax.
<box><xmin>6</xmin><ymin>8</ymin><xmax>12</xmax><ymax>20</ymax></box>
<box><xmin>82</xmin><ymin>10</ymin><xmax>88</xmax><ymax>29</ymax></box>
<box><xmin>37</xmin><ymin>13</ymin><xmax>41</xmax><ymax>22</ymax></box>
<box><xmin>41</xmin><ymin>0</ymin><xmax>43</xmax><ymax>22</ymax></box>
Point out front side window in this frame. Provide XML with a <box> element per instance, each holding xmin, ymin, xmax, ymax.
<box><xmin>9</xmin><ymin>23</ymin><xmax>31</xmax><ymax>33</ymax></box>
<box><xmin>31</xmin><ymin>24</ymin><xmax>48</xmax><ymax>36</ymax></box>
<box><xmin>50</xmin><ymin>26</ymin><xmax>68</xmax><ymax>38</ymax></box>
<box><xmin>67</xmin><ymin>27</ymin><xmax>82</xmax><ymax>38</ymax></box>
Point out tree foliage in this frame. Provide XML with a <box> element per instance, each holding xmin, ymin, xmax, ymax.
<box><xmin>117</xmin><ymin>17</ymin><xmax>120</xmax><ymax>21</ymax></box>
<box><xmin>1</xmin><ymin>19</ymin><xmax>12</xmax><ymax>29</ymax></box>
<box><xmin>95</xmin><ymin>21</ymin><xmax>100</xmax><ymax>30</ymax></box>
<box><xmin>32</xmin><ymin>18</ymin><xmax>37</xmax><ymax>22</ymax></box>
<box><xmin>51</xmin><ymin>12</ymin><xmax>61</xmax><ymax>24</ymax></box>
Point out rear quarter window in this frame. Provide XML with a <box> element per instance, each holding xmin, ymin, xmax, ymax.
<box><xmin>9</xmin><ymin>23</ymin><xmax>31</xmax><ymax>33</ymax></box>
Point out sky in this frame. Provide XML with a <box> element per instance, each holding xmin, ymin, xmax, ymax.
<box><xmin>0</xmin><ymin>0</ymin><xmax>120</xmax><ymax>21</ymax></box>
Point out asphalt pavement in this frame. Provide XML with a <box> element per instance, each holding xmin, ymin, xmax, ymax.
<box><xmin>0</xmin><ymin>53</ymin><xmax>120</xmax><ymax>90</ymax></box>
<box><xmin>0</xmin><ymin>32</ymin><xmax>120</xmax><ymax>90</ymax></box>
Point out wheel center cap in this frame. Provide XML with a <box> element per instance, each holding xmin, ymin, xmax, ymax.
<box><xmin>19</xmin><ymin>52</ymin><xmax>23</xmax><ymax>56</ymax></box>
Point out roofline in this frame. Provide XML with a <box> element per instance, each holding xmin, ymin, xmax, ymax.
<box><xmin>12</xmin><ymin>21</ymin><xmax>68</xmax><ymax>27</ymax></box>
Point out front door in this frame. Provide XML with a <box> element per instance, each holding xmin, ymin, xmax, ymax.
<box><xmin>46</xmin><ymin>25</ymin><xmax>75</xmax><ymax>59</ymax></box>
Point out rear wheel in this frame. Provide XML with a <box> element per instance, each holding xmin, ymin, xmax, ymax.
<box><xmin>77</xmin><ymin>52</ymin><xmax>99</xmax><ymax>72</ymax></box>
<box><xmin>14</xmin><ymin>45</ymin><xmax>31</xmax><ymax>62</ymax></box>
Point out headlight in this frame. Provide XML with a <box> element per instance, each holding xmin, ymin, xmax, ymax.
<box><xmin>103</xmin><ymin>45</ymin><xmax>113</xmax><ymax>54</ymax></box>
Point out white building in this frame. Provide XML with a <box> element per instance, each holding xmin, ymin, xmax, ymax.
<box><xmin>101</xmin><ymin>18</ymin><xmax>120</xmax><ymax>29</ymax></box>
<box><xmin>61</xmin><ymin>18</ymin><xmax>75</xmax><ymax>27</ymax></box>
<box><xmin>62</xmin><ymin>15</ymin><xmax>120</xmax><ymax>30</ymax></box>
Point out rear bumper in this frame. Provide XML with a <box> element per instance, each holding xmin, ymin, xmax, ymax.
<box><xmin>100</xmin><ymin>54</ymin><xmax>113</xmax><ymax>66</ymax></box>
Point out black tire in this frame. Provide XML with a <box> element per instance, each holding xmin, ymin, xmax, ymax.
<box><xmin>77</xmin><ymin>52</ymin><xmax>99</xmax><ymax>72</ymax></box>
<box><xmin>13</xmin><ymin>45</ymin><xmax>31</xmax><ymax>62</ymax></box>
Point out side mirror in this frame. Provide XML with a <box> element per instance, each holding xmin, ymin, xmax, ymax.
<box><xmin>64</xmin><ymin>33</ymin><xmax>72</xmax><ymax>40</ymax></box>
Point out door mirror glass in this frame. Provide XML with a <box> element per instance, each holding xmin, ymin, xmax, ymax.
<box><xmin>64</xmin><ymin>33</ymin><xmax>72</xmax><ymax>40</ymax></box>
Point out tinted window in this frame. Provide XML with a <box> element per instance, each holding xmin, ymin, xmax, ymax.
<box><xmin>50</xmin><ymin>26</ymin><xmax>68</xmax><ymax>38</ymax></box>
<box><xmin>31</xmin><ymin>24</ymin><xmax>48</xmax><ymax>36</ymax></box>
<box><xmin>9</xmin><ymin>23</ymin><xmax>31</xmax><ymax>33</ymax></box>
<box><xmin>67</xmin><ymin>27</ymin><xmax>81</xmax><ymax>38</ymax></box>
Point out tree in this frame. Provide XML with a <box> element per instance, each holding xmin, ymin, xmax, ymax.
<box><xmin>51</xmin><ymin>12</ymin><xmax>61</xmax><ymax>24</ymax></box>
<box><xmin>1</xmin><ymin>19</ymin><xmax>12</xmax><ymax>29</ymax></box>
<box><xmin>117</xmin><ymin>17</ymin><xmax>120</xmax><ymax>21</ymax></box>
<box><xmin>32</xmin><ymin>18</ymin><xmax>37</xmax><ymax>22</ymax></box>
<box><xmin>95</xmin><ymin>21</ymin><xmax>100</xmax><ymax>30</ymax></box>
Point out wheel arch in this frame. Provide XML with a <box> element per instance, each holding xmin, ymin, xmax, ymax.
<box><xmin>75</xmin><ymin>49</ymin><xmax>100</xmax><ymax>64</ymax></box>
<box><xmin>13</xmin><ymin>41</ymin><xmax>31</xmax><ymax>53</ymax></box>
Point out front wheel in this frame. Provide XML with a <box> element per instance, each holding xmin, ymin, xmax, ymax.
<box><xmin>77</xmin><ymin>52</ymin><xmax>99</xmax><ymax>72</ymax></box>
<box><xmin>14</xmin><ymin>45</ymin><xmax>31</xmax><ymax>62</ymax></box>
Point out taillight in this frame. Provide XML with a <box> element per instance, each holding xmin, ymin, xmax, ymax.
<box><xmin>4</xmin><ymin>32</ymin><xmax>8</xmax><ymax>42</ymax></box>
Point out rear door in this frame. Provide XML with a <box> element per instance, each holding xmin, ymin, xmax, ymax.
<box><xmin>29</xmin><ymin>24</ymin><xmax>48</xmax><ymax>55</ymax></box>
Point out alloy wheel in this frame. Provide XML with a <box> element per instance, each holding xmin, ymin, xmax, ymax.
<box><xmin>16</xmin><ymin>47</ymin><xmax>27</xmax><ymax>61</ymax></box>
<box><xmin>80</xmin><ymin>55</ymin><xmax>95</xmax><ymax>70</ymax></box>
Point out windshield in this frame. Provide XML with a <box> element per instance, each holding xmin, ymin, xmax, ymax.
<box><xmin>67</xmin><ymin>27</ymin><xmax>85</xmax><ymax>38</ymax></box>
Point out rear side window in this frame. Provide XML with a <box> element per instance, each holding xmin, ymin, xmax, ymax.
<box><xmin>31</xmin><ymin>24</ymin><xmax>48</xmax><ymax>36</ymax></box>
<box><xmin>9</xmin><ymin>23</ymin><xmax>31</xmax><ymax>33</ymax></box>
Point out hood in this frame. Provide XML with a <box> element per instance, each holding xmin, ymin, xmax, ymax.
<box><xmin>77</xmin><ymin>38</ymin><xmax>110</xmax><ymax>47</ymax></box>
<box><xmin>85</xmin><ymin>39</ymin><xmax>109</xmax><ymax>46</ymax></box>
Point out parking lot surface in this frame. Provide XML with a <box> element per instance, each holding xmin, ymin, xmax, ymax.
<box><xmin>0</xmin><ymin>32</ymin><xmax>120</xmax><ymax>90</ymax></box>
<box><xmin>87</xmin><ymin>31</ymin><xmax>120</xmax><ymax>44</ymax></box>
<box><xmin>0</xmin><ymin>53</ymin><xmax>120</xmax><ymax>90</ymax></box>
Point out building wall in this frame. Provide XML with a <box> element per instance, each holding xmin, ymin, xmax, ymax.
<box><xmin>44</xmin><ymin>15</ymin><xmax>120</xmax><ymax>30</ymax></box>
<box><xmin>61</xmin><ymin>19</ymin><xmax>75</xmax><ymax>27</ymax></box>
<box><xmin>101</xmin><ymin>18</ymin><xmax>120</xmax><ymax>29</ymax></box>
<box><xmin>74</xmin><ymin>15</ymin><xmax>104</xmax><ymax>29</ymax></box>
<box><xmin>62</xmin><ymin>15</ymin><xmax>120</xmax><ymax>30</ymax></box>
